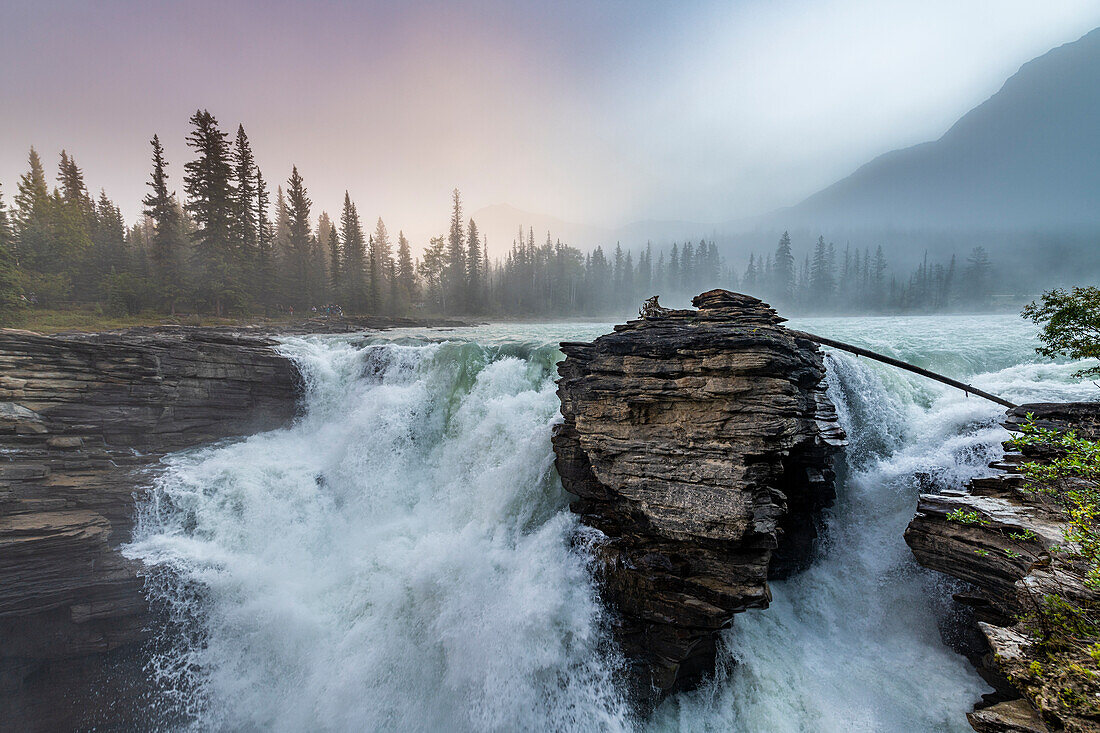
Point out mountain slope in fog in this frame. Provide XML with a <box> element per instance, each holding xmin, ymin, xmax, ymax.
<box><xmin>775</xmin><ymin>27</ymin><xmax>1100</xmax><ymax>230</ymax></box>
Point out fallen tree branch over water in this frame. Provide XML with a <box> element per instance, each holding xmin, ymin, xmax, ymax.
<box><xmin>791</xmin><ymin>329</ymin><xmax>1019</xmax><ymax>409</ymax></box>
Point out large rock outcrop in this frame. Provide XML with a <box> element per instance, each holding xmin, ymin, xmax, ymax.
<box><xmin>553</xmin><ymin>290</ymin><xmax>845</xmax><ymax>700</ymax></box>
<box><xmin>0</xmin><ymin>327</ymin><xmax>301</xmax><ymax>731</ymax></box>
<box><xmin>906</xmin><ymin>402</ymin><xmax>1100</xmax><ymax>733</ymax></box>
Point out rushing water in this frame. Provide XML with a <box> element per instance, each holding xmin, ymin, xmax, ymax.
<box><xmin>124</xmin><ymin>315</ymin><xmax>1099</xmax><ymax>731</ymax></box>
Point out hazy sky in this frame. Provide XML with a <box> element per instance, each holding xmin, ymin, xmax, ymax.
<box><xmin>3</xmin><ymin>0</ymin><xmax>1100</xmax><ymax>249</ymax></box>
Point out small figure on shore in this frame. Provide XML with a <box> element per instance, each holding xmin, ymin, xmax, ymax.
<box><xmin>640</xmin><ymin>295</ymin><xmax>670</xmax><ymax>319</ymax></box>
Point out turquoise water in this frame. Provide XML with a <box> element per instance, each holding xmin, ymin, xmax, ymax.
<box><xmin>125</xmin><ymin>315</ymin><xmax>1098</xmax><ymax>731</ymax></box>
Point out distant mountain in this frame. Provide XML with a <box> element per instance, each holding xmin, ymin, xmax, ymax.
<box><xmin>773</xmin><ymin>27</ymin><xmax>1100</xmax><ymax>230</ymax></box>
<box><xmin>473</xmin><ymin>29</ymin><xmax>1100</xmax><ymax>282</ymax></box>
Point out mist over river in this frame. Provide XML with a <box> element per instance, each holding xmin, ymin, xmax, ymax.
<box><xmin>123</xmin><ymin>315</ymin><xmax>1098</xmax><ymax>731</ymax></box>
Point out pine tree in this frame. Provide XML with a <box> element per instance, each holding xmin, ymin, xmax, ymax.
<box><xmin>444</xmin><ymin>189</ymin><xmax>465</xmax><ymax>313</ymax></box>
<box><xmin>418</xmin><ymin>235</ymin><xmax>446</xmax><ymax>311</ymax></box>
<box><xmin>396</xmin><ymin>230</ymin><xmax>416</xmax><ymax>308</ymax></box>
<box><xmin>183</xmin><ymin>109</ymin><xmax>238</xmax><ymax>315</ymax></box>
<box><xmin>284</xmin><ymin>166</ymin><xmax>314</xmax><ymax>308</ymax></box>
<box><xmin>232</xmin><ymin>125</ymin><xmax>258</xmax><ymax>276</ymax></box>
<box><xmin>57</xmin><ymin>150</ymin><xmax>95</xmax><ymax>227</ymax></box>
<box><xmin>669</xmin><ymin>243</ymin><xmax>680</xmax><ymax>294</ymax></box>
<box><xmin>369</xmin><ymin>218</ymin><xmax>392</xmax><ymax>314</ymax></box>
<box><xmin>465</xmin><ymin>218</ymin><xmax>482</xmax><ymax>311</ymax></box>
<box><xmin>0</xmin><ymin>183</ymin><xmax>26</xmax><ymax>324</ymax></box>
<box><xmin>810</xmin><ymin>235</ymin><xmax>836</xmax><ymax>308</ymax></box>
<box><xmin>143</xmin><ymin>134</ymin><xmax>184</xmax><ymax>311</ymax></box>
<box><xmin>315</xmin><ymin>211</ymin><xmax>334</xmax><ymax>297</ymax></box>
<box><xmin>338</xmin><ymin>193</ymin><xmax>367</xmax><ymax>312</ymax></box>
<box><xmin>743</xmin><ymin>253</ymin><xmax>757</xmax><ymax>292</ymax></box>
<box><xmin>49</xmin><ymin>154</ymin><xmax>94</xmax><ymax>289</ymax></box>
<box><xmin>681</xmin><ymin>241</ymin><xmax>694</xmax><ymax>292</ymax></box>
<box><xmin>773</xmin><ymin>231</ymin><xmax>795</xmax><ymax>303</ymax></box>
<box><xmin>941</xmin><ymin>253</ymin><xmax>956</xmax><ymax>309</ymax></box>
<box><xmin>327</xmin><ymin>221</ymin><xmax>341</xmax><ymax>295</ymax></box>
<box><xmin>255</xmin><ymin>168</ymin><xmax>276</xmax><ymax>314</ymax></box>
<box><xmin>13</xmin><ymin>147</ymin><xmax>53</xmax><ymax>275</ymax></box>
<box><xmin>93</xmin><ymin>190</ymin><xmax>128</xmax><ymax>275</ymax></box>
<box><xmin>872</xmin><ymin>246</ymin><xmax>888</xmax><ymax>310</ymax></box>
<box><xmin>964</xmin><ymin>246</ymin><xmax>993</xmax><ymax>307</ymax></box>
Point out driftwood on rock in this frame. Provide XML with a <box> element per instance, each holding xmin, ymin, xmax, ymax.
<box><xmin>553</xmin><ymin>290</ymin><xmax>846</xmax><ymax>701</ymax></box>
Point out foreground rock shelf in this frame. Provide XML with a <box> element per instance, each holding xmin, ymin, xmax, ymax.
<box><xmin>0</xmin><ymin>327</ymin><xmax>301</xmax><ymax>731</ymax></box>
<box><xmin>906</xmin><ymin>402</ymin><xmax>1100</xmax><ymax>733</ymax></box>
<box><xmin>553</xmin><ymin>290</ymin><xmax>846</xmax><ymax>701</ymax></box>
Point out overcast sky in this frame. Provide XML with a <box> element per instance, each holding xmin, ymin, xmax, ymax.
<box><xmin>3</xmin><ymin>0</ymin><xmax>1099</xmax><ymax>249</ymax></box>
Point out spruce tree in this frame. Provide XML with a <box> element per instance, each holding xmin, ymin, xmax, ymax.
<box><xmin>370</xmin><ymin>218</ymin><xmax>391</xmax><ymax>314</ymax></box>
<box><xmin>255</xmin><ymin>167</ymin><xmax>276</xmax><ymax>314</ymax></box>
<box><xmin>14</xmin><ymin>147</ymin><xmax>53</xmax><ymax>275</ymax></box>
<box><xmin>327</xmin><ymin>221</ymin><xmax>340</xmax><ymax>296</ymax></box>
<box><xmin>444</xmin><ymin>189</ymin><xmax>465</xmax><ymax>313</ymax></box>
<box><xmin>57</xmin><ymin>150</ymin><xmax>95</xmax><ymax>227</ymax></box>
<box><xmin>143</xmin><ymin>134</ymin><xmax>184</xmax><ymax>312</ymax></box>
<box><xmin>232</xmin><ymin>125</ymin><xmax>258</xmax><ymax>276</ymax></box>
<box><xmin>773</xmin><ymin>231</ymin><xmax>795</xmax><ymax>303</ymax></box>
<box><xmin>465</xmin><ymin>219</ymin><xmax>482</xmax><ymax>311</ymax></box>
<box><xmin>0</xmin><ymin>184</ymin><xmax>26</xmax><ymax>324</ymax></box>
<box><xmin>339</xmin><ymin>193</ymin><xmax>366</xmax><ymax>312</ymax></box>
<box><xmin>396</xmin><ymin>231</ymin><xmax>416</xmax><ymax>308</ymax></box>
<box><xmin>872</xmin><ymin>246</ymin><xmax>888</xmax><ymax>310</ymax></box>
<box><xmin>93</xmin><ymin>190</ymin><xmax>128</xmax><ymax>275</ymax></box>
<box><xmin>419</xmin><ymin>235</ymin><xmax>446</xmax><ymax>311</ymax></box>
<box><xmin>284</xmin><ymin>166</ymin><xmax>314</xmax><ymax>308</ymax></box>
<box><xmin>183</xmin><ymin>109</ymin><xmax>237</xmax><ymax>315</ymax></box>
<box><xmin>48</xmin><ymin>166</ymin><xmax>93</xmax><ymax>284</ymax></box>
<box><xmin>810</xmin><ymin>235</ymin><xmax>834</xmax><ymax>308</ymax></box>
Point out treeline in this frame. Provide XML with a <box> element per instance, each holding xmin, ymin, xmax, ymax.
<box><xmin>0</xmin><ymin>111</ymin><xmax>420</xmax><ymax>321</ymax></box>
<box><xmin>733</xmin><ymin>233</ymin><xmax>996</xmax><ymax>314</ymax></box>
<box><xmin>480</xmin><ymin>231</ymin><xmax>997</xmax><ymax>316</ymax></box>
<box><xmin>0</xmin><ymin>109</ymin><xmax>1002</xmax><ymax>325</ymax></box>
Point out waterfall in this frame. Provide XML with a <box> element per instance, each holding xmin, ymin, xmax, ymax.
<box><xmin>125</xmin><ymin>318</ymin><xmax>1098</xmax><ymax>731</ymax></box>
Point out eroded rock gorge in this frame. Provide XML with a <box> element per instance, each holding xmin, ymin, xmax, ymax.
<box><xmin>906</xmin><ymin>402</ymin><xmax>1100</xmax><ymax>733</ymax></box>
<box><xmin>553</xmin><ymin>290</ymin><xmax>846</xmax><ymax>700</ymax></box>
<box><xmin>0</xmin><ymin>327</ymin><xmax>301</xmax><ymax>731</ymax></box>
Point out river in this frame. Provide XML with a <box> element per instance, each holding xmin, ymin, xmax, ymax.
<box><xmin>123</xmin><ymin>314</ymin><xmax>1097</xmax><ymax>731</ymax></box>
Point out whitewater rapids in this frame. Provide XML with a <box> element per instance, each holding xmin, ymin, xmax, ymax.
<box><xmin>124</xmin><ymin>316</ymin><xmax>1098</xmax><ymax>731</ymax></box>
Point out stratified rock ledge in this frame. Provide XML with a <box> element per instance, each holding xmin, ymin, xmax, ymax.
<box><xmin>552</xmin><ymin>290</ymin><xmax>846</xmax><ymax>701</ymax></box>
<box><xmin>906</xmin><ymin>402</ymin><xmax>1100</xmax><ymax>733</ymax></box>
<box><xmin>0</xmin><ymin>326</ymin><xmax>302</xmax><ymax>731</ymax></box>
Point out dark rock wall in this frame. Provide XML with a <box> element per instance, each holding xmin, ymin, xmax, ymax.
<box><xmin>553</xmin><ymin>290</ymin><xmax>845</xmax><ymax>701</ymax></box>
<box><xmin>0</xmin><ymin>327</ymin><xmax>301</xmax><ymax>731</ymax></box>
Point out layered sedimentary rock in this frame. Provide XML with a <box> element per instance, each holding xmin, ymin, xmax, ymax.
<box><xmin>0</xmin><ymin>327</ymin><xmax>301</xmax><ymax>731</ymax></box>
<box><xmin>553</xmin><ymin>290</ymin><xmax>845</xmax><ymax>700</ymax></box>
<box><xmin>906</xmin><ymin>402</ymin><xmax>1100</xmax><ymax>733</ymax></box>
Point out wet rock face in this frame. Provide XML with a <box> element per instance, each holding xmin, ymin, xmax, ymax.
<box><xmin>906</xmin><ymin>403</ymin><xmax>1100</xmax><ymax>733</ymax></box>
<box><xmin>552</xmin><ymin>290</ymin><xmax>846</xmax><ymax>701</ymax></box>
<box><xmin>0</xmin><ymin>327</ymin><xmax>301</xmax><ymax>731</ymax></box>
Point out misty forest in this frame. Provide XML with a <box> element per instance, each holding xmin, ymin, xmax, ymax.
<box><xmin>0</xmin><ymin>110</ymin><xmax>1006</xmax><ymax>325</ymax></box>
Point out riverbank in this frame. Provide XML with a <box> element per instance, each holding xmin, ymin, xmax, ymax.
<box><xmin>5</xmin><ymin>307</ymin><xmax>478</xmax><ymax>334</ymax></box>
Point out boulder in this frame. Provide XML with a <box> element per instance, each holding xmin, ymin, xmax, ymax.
<box><xmin>553</xmin><ymin>290</ymin><xmax>845</xmax><ymax>701</ymax></box>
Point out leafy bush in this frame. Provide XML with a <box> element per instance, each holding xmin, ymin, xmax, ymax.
<box><xmin>1023</xmin><ymin>287</ymin><xmax>1100</xmax><ymax>378</ymax></box>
